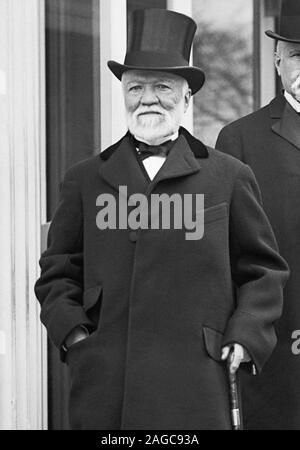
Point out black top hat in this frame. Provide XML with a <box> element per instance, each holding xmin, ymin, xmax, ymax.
<box><xmin>107</xmin><ymin>9</ymin><xmax>205</xmax><ymax>95</ymax></box>
<box><xmin>265</xmin><ymin>0</ymin><xmax>300</xmax><ymax>43</ymax></box>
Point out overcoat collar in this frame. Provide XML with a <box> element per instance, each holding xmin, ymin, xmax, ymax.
<box><xmin>98</xmin><ymin>127</ymin><xmax>208</xmax><ymax>197</ymax></box>
<box><xmin>270</xmin><ymin>93</ymin><xmax>300</xmax><ymax>151</ymax></box>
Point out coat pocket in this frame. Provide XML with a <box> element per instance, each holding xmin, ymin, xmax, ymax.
<box><xmin>203</xmin><ymin>202</ymin><xmax>228</xmax><ymax>225</ymax></box>
<box><xmin>203</xmin><ymin>326</ymin><xmax>224</xmax><ymax>361</ymax></box>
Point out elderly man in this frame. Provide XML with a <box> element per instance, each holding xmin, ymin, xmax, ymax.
<box><xmin>35</xmin><ymin>9</ymin><xmax>288</xmax><ymax>430</ymax></box>
<box><xmin>216</xmin><ymin>0</ymin><xmax>300</xmax><ymax>430</ymax></box>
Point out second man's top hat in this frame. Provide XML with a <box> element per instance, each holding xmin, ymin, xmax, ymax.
<box><xmin>266</xmin><ymin>0</ymin><xmax>300</xmax><ymax>43</ymax></box>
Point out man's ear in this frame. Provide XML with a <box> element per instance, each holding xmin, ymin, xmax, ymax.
<box><xmin>274</xmin><ymin>52</ymin><xmax>281</xmax><ymax>76</ymax></box>
<box><xmin>184</xmin><ymin>89</ymin><xmax>192</xmax><ymax>112</ymax></box>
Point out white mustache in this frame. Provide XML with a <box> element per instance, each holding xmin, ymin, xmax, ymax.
<box><xmin>135</xmin><ymin>109</ymin><xmax>165</xmax><ymax>116</ymax></box>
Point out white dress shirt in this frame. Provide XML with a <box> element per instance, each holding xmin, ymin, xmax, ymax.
<box><xmin>284</xmin><ymin>90</ymin><xmax>300</xmax><ymax>113</ymax></box>
<box><xmin>135</xmin><ymin>131</ymin><xmax>179</xmax><ymax>181</ymax></box>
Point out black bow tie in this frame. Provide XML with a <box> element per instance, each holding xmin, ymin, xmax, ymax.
<box><xmin>134</xmin><ymin>138</ymin><xmax>176</xmax><ymax>161</ymax></box>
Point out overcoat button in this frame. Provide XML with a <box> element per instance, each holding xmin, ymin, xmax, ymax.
<box><xmin>129</xmin><ymin>231</ymin><xmax>138</xmax><ymax>242</ymax></box>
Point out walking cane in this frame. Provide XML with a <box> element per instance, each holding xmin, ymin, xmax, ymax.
<box><xmin>227</xmin><ymin>349</ymin><xmax>241</xmax><ymax>430</ymax></box>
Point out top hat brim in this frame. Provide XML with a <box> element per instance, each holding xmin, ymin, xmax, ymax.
<box><xmin>265</xmin><ymin>29</ymin><xmax>300</xmax><ymax>44</ymax></box>
<box><xmin>107</xmin><ymin>60</ymin><xmax>205</xmax><ymax>95</ymax></box>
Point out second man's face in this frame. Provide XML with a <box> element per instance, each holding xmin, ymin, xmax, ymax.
<box><xmin>122</xmin><ymin>70</ymin><xmax>191</xmax><ymax>145</ymax></box>
<box><xmin>275</xmin><ymin>41</ymin><xmax>300</xmax><ymax>102</ymax></box>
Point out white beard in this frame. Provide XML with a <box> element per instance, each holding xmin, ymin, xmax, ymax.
<box><xmin>126</xmin><ymin>109</ymin><xmax>183</xmax><ymax>145</ymax></box>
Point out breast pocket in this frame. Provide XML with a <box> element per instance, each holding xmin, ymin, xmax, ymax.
<box><xmin>203</xmin><ymin>202</ymin><xmax>228</xmax><ymax>225</ymax></box>
<box><xmin>191</xmin><ymin>202</ymin><xmax>228</xmax><ymax>242</ymax></box>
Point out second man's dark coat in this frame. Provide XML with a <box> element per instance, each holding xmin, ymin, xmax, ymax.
<box><xmin>217</xmin><ymin>94</ymin><xmax>300</xmax><ymax>429</ymax></box>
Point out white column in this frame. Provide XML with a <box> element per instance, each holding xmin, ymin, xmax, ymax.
<box><xmin>259</xmin><ymin>1</ymin><xmax>276</xmax><ymax>106</ymax></box>
<box><xmin>167</xmin><ymin>0</ymin><xmax>194</xmax><ymax>133</ymax></box>
<box><xmin>167</xmin><ymin>0</ymin><xmax>193</xmax><ymax>17</ymax></box>
<box><xmin>99</xmin><ymin>0</ymin><xmax>127</xmax><ymax>150</ymax></box>
<box><xmin>0</xmin><ymin>0</ymin><xmax>47</xmax><ymax>430</ymax></box>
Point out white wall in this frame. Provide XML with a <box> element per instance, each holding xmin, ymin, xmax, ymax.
<box><xmin>0</xmin><ymin>0</ymin><xmax>47</xmax><ymax>430</ymax></box>
<box><xmin>260</xmin><ymin>2</ymin><xmax>276</xmax><ymax>106</ymax></box>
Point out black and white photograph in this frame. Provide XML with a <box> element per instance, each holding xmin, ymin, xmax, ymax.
<box><xmin>0</xmin><ymin>0</ymin><xmax>300</xmax><ymax>433</ymax></box>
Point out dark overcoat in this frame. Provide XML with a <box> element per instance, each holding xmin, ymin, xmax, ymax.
<box><xmin>34</xmin><ymin>128</ymin><xmax>288</xmax><ymax>430</ymax></box>
<box><xmin>216</xmin><ymin>94</ymin><xmax>300</xmax><ymax>429</ymax></box>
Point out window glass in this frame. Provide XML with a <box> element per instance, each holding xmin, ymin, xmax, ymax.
<box><xmin>192</xmin><ymin>0</ymin><xmax>254</xmax><ymax>147</ymax></box>
<box><xmin>46</xmin><ymin>0</ymin><xmax>100</xmax><ymax>220</ymax></box>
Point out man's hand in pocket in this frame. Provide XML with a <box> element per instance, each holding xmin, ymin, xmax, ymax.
<box><xmin>64</xmin><ymin>325</ymin><xmax>90</xmax><ymax>350</ymax></box>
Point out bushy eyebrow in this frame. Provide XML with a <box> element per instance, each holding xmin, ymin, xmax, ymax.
<box><xmin>125</xmin><ymin>78</ymin><xmax>175</xmax><ymax>86</ymax></box>
<box><xmin>287</xmin><ymin>47</ymin><xmax>300</xmax><ymax>55</ymax></box>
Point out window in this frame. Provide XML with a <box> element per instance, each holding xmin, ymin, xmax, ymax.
<box><xmin>46</xmin><ymin>0</ymin><xmax>100</xmax><ymax>220</ymax></box>
<box><xmin>192</xmin><ymin>0</ymin><xmax>254</xmax><ymax>147</ymax></box>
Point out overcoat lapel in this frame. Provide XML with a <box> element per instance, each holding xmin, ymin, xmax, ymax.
<box><xmin>147</xmin><ymin>134</ymin><xmax>201</xmax><ymax>192</ymax></box>
<box><xmin>271</xmin><ymin>94</ymin><xmax>300</xmax><ymax>151</ymax></box>
<box><xmin>98</xmin><ymin>131</ymin><xmax>203</xmax><ymax>198</ymax></box>
<box><xmin>98</xmin><ymin>134</ymin><xmax>149</xmax><ymax>198</ymax></box>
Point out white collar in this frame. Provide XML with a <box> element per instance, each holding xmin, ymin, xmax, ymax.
<box><xmin>284</xmin><ymin>90</ymin><xmax>300</xmax><ymax>113</ymax></box>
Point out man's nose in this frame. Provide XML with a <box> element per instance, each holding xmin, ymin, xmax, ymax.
<box><xmin>140</xmin><ymin>86</ymin><xmax>159</xmax><ymax>105</ymax></box>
